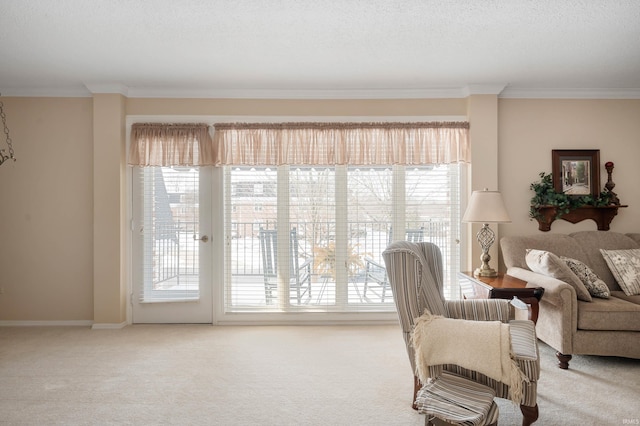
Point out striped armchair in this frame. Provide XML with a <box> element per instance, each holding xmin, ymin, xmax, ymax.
<box><xmin>382</xmin><ymin>241</ymin><xmax>540</xmax><ymax>426</ymax></box>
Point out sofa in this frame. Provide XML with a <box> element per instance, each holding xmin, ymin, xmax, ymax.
<box><xmin>500</xmin><ymin>231</ymin><xmax>640</xmax><ymax>369</ymax></box>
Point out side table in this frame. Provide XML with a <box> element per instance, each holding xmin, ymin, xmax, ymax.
<box><xmin>458</xmin><ymin>271</ymin><xmax>544</xmax><ymax>324</ymax></box>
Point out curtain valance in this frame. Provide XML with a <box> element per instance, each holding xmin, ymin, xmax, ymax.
<box><xmin>129</xmin><ymin>123</ymin><xmax>214</xmax><ymax>166</ymax></box>
<box><xmin>212</xmin><ymin>122</ymin><xmax>470</xmax><ymax>166</ymax></box>
<box><xmin>129</xmin><ymin>121</ymin><xmax>470</xmax><ymax>167</ymax></box>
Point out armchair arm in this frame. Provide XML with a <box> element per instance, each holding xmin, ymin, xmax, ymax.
<box><xmin>444</xmin><ymin>299</ymin><xmax>512</xmax><ymax>323</ymax></box>
<box><xmin>364</xmin><ymin>257</ymin><xmax>385</xmax><ymax>270</ymax></box>
<box><xmin>297</xmin><ymin>258</ymin><xmax>313</xmax><ymax>282</ymax></box>
<box><xmin>363</xmin><ymin>257</ymin><xmax>388</xmax><ymax>284</ymax></box>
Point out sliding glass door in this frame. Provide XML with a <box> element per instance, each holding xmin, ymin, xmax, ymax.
<box><xmin>223</xmin><ymin>164</ymin><xmax>461</xmax><ymax>313</ymax></box>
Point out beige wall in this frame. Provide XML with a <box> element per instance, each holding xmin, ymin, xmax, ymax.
<box><xmin>0</xmin><ymin>95</ymin><xmax>638</xmax><ymax>323</ymax></box>
<box><xmin>0</xmin><ymin>97</ymin><xmax>94</xmax><ymax>321</ymax></box>
<box><xmin>498</xmin><ymin>99</ymin><xmax>640</xmax><ymax>264</ymax></box>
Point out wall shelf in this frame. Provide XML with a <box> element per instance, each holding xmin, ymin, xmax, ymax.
<box><xmin>533</xmin><ymin>205</ymin><xmax>627</xmax><ymax>232</ymax></box>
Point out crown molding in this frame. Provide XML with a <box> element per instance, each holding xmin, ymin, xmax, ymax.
<box><xmin>84</xmin><ymin>83</ymin><xmax>130</xmax><ymax>96</ymax></box>
<box><xmin>124</xmin><ymin>87</ymin><xmax>473</xmax><ymax>99</ymax></box>
<box><xmin>461</xmin><ymin>84</ymin><xmax>508</xmax><ymax>96</ymax></box>
<box><xmin>0</xmin><ymin>86</ymin><xmax>92</xmax><ymax>97</ymax></box>
<box><xmin>499</xmin><ymin>87</ymin><xmax>640</xmax><ymax>99</ymax></box>
<box><xmin>2</xmin><ymin>85</ymin><xmax>639</xmax><ymax>99</ymax></box>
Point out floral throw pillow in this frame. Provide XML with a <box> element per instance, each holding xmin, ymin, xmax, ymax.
<box><xmin>525</xmin><ymin>249</ymin><xmax>592</xmax><ymax>302</ymax></box>
<box><xmin>600</xmin><ymin>249</ymin><xmax>640</xmax><ymax>296</ymax></box>
<box><xmin>560</xmin><ymin>257</ymin><xmax>610</xmax><ymax>299</ymax></box>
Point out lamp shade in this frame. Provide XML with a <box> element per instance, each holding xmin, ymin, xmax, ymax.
<box><xmin>462</xmin><ymin>188</ymin><xmax>511</xmax><ymax>223</ymax></box>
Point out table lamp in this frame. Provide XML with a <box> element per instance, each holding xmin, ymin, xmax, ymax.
<box><xmin>462</xmin><ymin>188</ymin><xmax>511</xmax><ymax>277</ymax></box>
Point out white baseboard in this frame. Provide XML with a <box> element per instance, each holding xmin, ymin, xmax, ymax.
<box><xmin>0</xmin><ymin>320</ymin><xmax>94</xmax><ymax>327</ymax></box>
<box><xmin>91</xmin><ymin>321</ymin><xmax>128</xmax><ymax>330</ymax></box>
<box><xmin>0</xmin><ymin>320</ymin><xmax>129</xmax><ymax>329</ymax></box>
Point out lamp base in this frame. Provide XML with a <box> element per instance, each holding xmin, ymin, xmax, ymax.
<box><xmin>474</xmin><ymin>267</ymin><xmax>498</xmax><ymax>278</ymax></box>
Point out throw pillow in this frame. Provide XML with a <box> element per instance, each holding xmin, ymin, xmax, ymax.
<box><xmin>560</xmin><ymin>257</ymin><xmax>610</xmax><ymax>299</ymax></box>
<box><xmin>600</xmin><ymin>248</ymin><xmax>640</xmax><ymax>296</ymax></box>
<box><xmin>525</xmin><ymin>249</ymin><xmax>592</xmax><ymax>302</ymax></box>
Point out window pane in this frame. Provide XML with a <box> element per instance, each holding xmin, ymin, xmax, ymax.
<box><xmin>139</xmin><ymin>166</ymin><xmax>200</xmax><ymax>301</ymax></box>
<box><xmin>226</xmin><ymin>166</ymin><xmax>277</xmax><ymax>307</ymax></box>
<box><xmin>406</xmin><ymin>165</ymin><xmax>460</xmax><ymax>298</ymax></box>
<box><xmin>290</xmin><ymin>167</ymin><xmax>335</xmax><ymax>306</ymax></box>
<box><xmin>347</xmin><ymin>167</ymin><xmax>394</xmax><ymax>305</ymax></box>
<box><xmin>224</xmin><ymin>164</ymin><xmax>460</xmax><ymax>312</ymax></box>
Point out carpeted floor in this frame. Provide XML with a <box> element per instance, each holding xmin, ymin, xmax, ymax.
<box><xmin>0</xmin><ymin>324</ymin><xmax>638</xmax><ymax>425</ymax></box>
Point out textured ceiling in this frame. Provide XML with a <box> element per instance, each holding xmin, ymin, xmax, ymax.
<box><xmin>1</xmin><ymin>0</ymin><xmax>639</xmax><ymax>98</ymax></box>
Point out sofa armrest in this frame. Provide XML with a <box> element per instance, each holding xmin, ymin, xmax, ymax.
<box><xmin>505</xmin><ymin>267</ymin><xmax>576</xmax><ymax>308</ymax></box>
<box><xmin>506</xmin><ymin>266</ymin><xmax>578</xmax><ymax>354</ymax></box>
<box><xmin>444</xmin><ymin>299</ymin><xmax>512</xmax><ymax>323</ymax></box>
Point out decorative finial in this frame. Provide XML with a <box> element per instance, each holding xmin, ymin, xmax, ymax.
<box><xmin>604</xmin><ymin>162</ymin><xmax>620</xmax><ymax>205</ymax></box>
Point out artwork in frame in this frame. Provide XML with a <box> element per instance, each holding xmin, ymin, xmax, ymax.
<box><xmin>552</xmin><ymin>149</ymin><xmax>600</xmax><ymax>198</ymax></box>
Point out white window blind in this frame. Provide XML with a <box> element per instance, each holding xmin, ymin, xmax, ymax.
<box><xmin>131</xmin><ymin>121</ymin><xmax>467</xmax><ymax>314</ymax></box>
<box><xmin>136</xmin><ymin>166</ymin><xmax>201</xmax><ymax>302</ymax></box>
<box><xmin>217</xmin><ymin>122</ymin><xmax>467</xmax><ymax>313</ymax></box>
<box><xmin>224</xmin><ymin>164</ymin><xmax>461</xmax><ymax>312</ymax></box>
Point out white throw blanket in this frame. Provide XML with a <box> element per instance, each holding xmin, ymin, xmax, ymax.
<box><xmin>412</xmin><ymin>311</ymin><xmax>528</xmax><ymax>404</ymax></box>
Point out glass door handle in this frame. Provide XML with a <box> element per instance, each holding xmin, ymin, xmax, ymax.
<box><xmin>193</xmin><ymin>235</ymin><xmax>209</xmax><ymax>243</ymax></box>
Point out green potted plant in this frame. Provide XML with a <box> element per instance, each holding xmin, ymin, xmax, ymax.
<box><xmin>529</xmin><ymin>172</ymin><xmax>620</xmax><ymax>231</ymax></box>
<box><xmin>530</xmin><ymin>172</ymin><xmax>616</xmax><ymax>219</ymax></box>
<box><xmin>529</xmin><ymin>172</ymin><xmax>571</xmax><ymax>220</ymax></box>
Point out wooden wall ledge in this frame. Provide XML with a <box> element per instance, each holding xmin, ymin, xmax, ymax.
<box><xmin>533</xmin><ymin>205</ymin><xmax>628</xmax><ymax>232</ymax></box>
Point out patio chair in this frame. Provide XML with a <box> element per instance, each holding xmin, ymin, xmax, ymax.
<box><xmin>259</xmin><ymin>227</ymin><xmax>312</xmax><ymax>305</ymax></box>
<box><xmin>382</xmin><ymin>241</ymin><xmax>540</xmax><ymax>426</ymax></box>
<box><xmin>396</xmin><ymin>227</ymin><xmax>425</xmax><ymax>244</ymax></box>
<box><xmin>362</xmin><ymin>227</ymin><xmax>424</xmax><ymax>302</ymax></box>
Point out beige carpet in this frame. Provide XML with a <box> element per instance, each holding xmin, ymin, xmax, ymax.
<box><xmin>0</xmin><ymin>324</ymin><xmax>638</xmax><ymax>425</ymax></box>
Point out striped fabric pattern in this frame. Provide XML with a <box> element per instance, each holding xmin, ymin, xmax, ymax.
<box><xmin>383</xmin><ymin>241</ymin><xmax>446</xmax><ymax>371</ymax></box>
<box><xmin>442</xmin><ymin>366</ymin><xmax>538</xmax><ymax>406</ymax></box>
<box><xmin>415</xmin><ymin>372</ymin><xmax>498</xmax><ymax>426</ymax></box>
<box><xmin>444</xmin><ymin>299</ymin><xmax>512</xmax><ymax>323</ymax></box>
<box><xmin>382</xmin><ymin>241</ymin><xmax>540</xmax><ymax>411</ymax></box>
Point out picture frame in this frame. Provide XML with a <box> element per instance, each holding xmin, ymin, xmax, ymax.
<box><xmin>552</xmin><ymin>149</ymin><xmax>600</xmax><ymax>198</ymax></box>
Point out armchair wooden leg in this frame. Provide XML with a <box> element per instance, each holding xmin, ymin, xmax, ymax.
<box><xmin>520</xmin><ymin>403</ymin><xmax>539</xmax><ymax>426</ymax></box>
<box><xmin>412</xmin><ymin>375</ymin><xmax>421</xmax><ymax>410</ymax></box>
<box><xmin>556</xmin><ymin>352</ymin><xmax>572</xmax><ymax>369</ymax></box>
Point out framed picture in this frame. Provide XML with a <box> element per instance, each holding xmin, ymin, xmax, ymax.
<box><xmin>552</xmin><ymin>149</ymin><xmax>600</xmax><ymax>198</ymax></box>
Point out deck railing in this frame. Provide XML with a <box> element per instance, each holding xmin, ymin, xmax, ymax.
<box><xmin>152</xmin><ymin>220</ymin><xmax>451</xmax><ymax>280</ymax></box>
<box><xmin>149</xmin><ymin>219</ymin><xmax>456</xmax><ymax>303</ymax></box>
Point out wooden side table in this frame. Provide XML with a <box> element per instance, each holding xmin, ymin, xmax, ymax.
<box><xmin>458</xmin><ymin>271</ymin><xmax>545</xmax><ymax>324</ymax></box>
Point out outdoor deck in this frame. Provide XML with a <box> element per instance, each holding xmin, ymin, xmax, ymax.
<box><xmin>143</xmin><ymin>220</ymin><xmax>456</xmax><ymax>308</ymax></box>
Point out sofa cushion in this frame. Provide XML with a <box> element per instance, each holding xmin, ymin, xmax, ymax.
<box><xmin>525</xmin><ymin>249</ymin><xmax>592</xmax><ymax>302</ymax></box>
<box><xmin>577</xmin><ymin>296</ymin><xmax>640</xmax><ymax>331</ymax></box>
<box><xmin>626</xmin><ymin>233</ymin><xmax>640</xmax><ymax>246</ymax></box>
<box><xmin>561</xmin><ymin>257</ymin><xmax>610</xmax><ymax>299</ymax></box>
<box><xmin>570</xmin><ymin>231</ymin><xmax>640</xmax><ymax>291</ymax></box>
<box><xmin>501</xmin><ymin>234</ymin><xmax>588</xmax><ymax>270</ymax></box>
<box><xmin>610</xmin><ymin>290</ymin><xmax>640</xmax><ymax>305</ymax></box>
<box><xmin>600</xmin><ymin>248</ymin><xmax>640</xmax><ymax>296</ymax></box>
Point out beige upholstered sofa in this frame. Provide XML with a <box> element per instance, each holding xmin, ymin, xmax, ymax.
<box><xmin>501</xmin><ymin>231</ymin><xmax>640</xmax><ymax>369</ymax></box>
